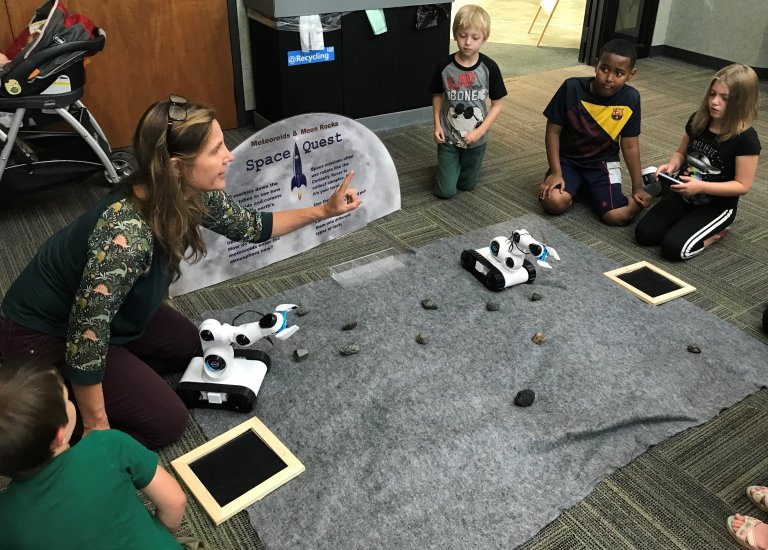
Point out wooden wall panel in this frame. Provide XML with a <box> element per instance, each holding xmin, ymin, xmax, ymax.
<box><xmin>0</xmin><ymin>2</ymin><xmax>14</xmax><ymax>54</ymax></box>
<box><xmin>6</xmin><ymin>0</ymin><xmax>237</xmax><ymax>147</ymax></box>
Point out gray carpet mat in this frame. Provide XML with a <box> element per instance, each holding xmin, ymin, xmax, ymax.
<box><xmin>191</xmin><ymin>213</ymin><xmax>767</xmax><ymax>549</ymax></box>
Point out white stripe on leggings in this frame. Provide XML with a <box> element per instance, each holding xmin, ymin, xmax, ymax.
<box><xmin>680</xmin><ymin>208</ymin><xmax>733</xmax><ymax>259</ymax></box>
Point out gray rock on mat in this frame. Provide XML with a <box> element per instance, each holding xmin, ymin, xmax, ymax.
<box><xmin>421</xmin><ymin>299</ymin><xmax>438</xmax><ymax>310</ymax></box>
<box><xmin>530</xmin><ymin>292</ymin><xmax>543</xmax><ymax>302</ymax></box>
<box><xmin>293</xmin><ymin>348</ymin><xmax>309</xmax><ymax>362</ymax></box>
<box><xmin>687</xmin><ymin>344</ymin><xmax>701</xmax><ymax>354</ymax></box>
<box><xmin>416</xmin><ymin>332</ymin><xmax>429</xmax><ymax>345</ymax></box>
<box><xmin>486</xmin><ymin>301</ymin><xmax>500</xmax><ymax>311</ymax></box>
<box><xmin>342</xmin><ymin>321</ymin><xmax>358</xmax><ymax>331</ymax></box>
<box><xmin>296</xmin><ymin>306</ymin><xmax>311</xmax><ymax>316</ymax></box>
<box><xmin>340</xmin><ymin>343</ymin><xmax>361</xmax><ymax>356</ymax></box>
<box><xmin>514</xmin><ymin>389</ymin><xmax>536</xmax><ymax>407</ymax></box>
<box><xmin>532</xmin><ymin>332</ymin><xmax>546</xmax><ymax>345</ymax></box>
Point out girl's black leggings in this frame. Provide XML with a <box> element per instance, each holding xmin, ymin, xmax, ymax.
<box><xmin>635</xmin><ymin>193</ymin><xmax>736</xmax><ymax>261</ymax></box>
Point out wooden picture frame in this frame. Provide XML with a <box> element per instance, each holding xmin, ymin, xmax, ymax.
<box><xmin>603</xmin><ymin>261</ymin><xmax>696</xmax><ymax>305</ymax></box>
<box><xmin>171</xmin><ymin>416</ymin><xmax>305</xmax><ymax>525</ymax></box>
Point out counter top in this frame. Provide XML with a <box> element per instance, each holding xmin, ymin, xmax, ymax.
<box><xmin>243</xmin><ymin>0</ymin><xmax>451</xmax><ymax>18</ymax></box>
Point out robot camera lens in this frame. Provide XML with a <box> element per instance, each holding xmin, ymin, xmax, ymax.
<box><xmin>259</xmin><ymin>313</ymin><xmax>278</xmax><ymax>328</ymax></box>
<box><xmin>490</xmin><ymin>241</ymin><xmax>500</xmax><ymax>256</ymax></box>
<box><xmin>200</xmin><ymin>330</ymin><xmax>214</xmax><ymax>341</ymax></box>
<box><xmin>204</xmin><ymin>355</ymin><xmax>227</xmax><ymax>372</ymax></box>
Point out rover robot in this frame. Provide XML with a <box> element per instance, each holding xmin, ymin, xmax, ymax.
<box><xmin>176</xmin><ymin>304</ymin><xmax>299</xmax><ymax>413</ymax></box>
<box><xmin>461</xmin><ymin>229</ymin><xmax>560</xmax><ymax>291</ymax></box>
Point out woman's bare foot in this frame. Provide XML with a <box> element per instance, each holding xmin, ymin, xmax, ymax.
<box><xmin>703</xmin><ymin>229</ymin><xmax>728</xmax><ymax>248</ymax></box>
<box><xmin>731</xmin><ymin>514</ymin><xmax>768</xmax><ymax>549</ymax></box>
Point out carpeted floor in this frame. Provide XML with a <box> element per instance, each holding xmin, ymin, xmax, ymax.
<box><xmin>480</xmin><ymin>42</ymin><xmax>581</xmax><ymax>78</ymax></box>
<box><xmin>1</xmin><ymin>56</ymin><xmax>767</xmax><ymax>549</ymax></box>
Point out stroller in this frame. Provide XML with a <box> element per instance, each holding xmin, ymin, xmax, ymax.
<box><xmin>0</xmin><ymin>0</ymin><xmax>135</xmax><ymax>195</ymax></box>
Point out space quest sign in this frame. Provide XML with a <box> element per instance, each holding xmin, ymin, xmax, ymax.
<box><xmin>170</xmin><ymin>113</ymin><xmax>400</xmax><ymax>296</ymax></box>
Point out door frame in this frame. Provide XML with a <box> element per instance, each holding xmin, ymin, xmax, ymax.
<box><xmin>579</xmin><ymin>0</ymin><xmax>660</xmax><ymax>64</ymax></box>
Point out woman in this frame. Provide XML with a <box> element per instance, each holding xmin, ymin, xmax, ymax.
<box><xmin>0</xmin><ymin>97</ymin><xmax>362</xmax><ymax>449</ymax></box>
<box><xmin>635</xmin><ymin>64</ymin><xmax>760</xmax><ymax>261</ymax></box>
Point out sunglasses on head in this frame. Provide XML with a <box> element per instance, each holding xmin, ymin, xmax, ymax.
<box><xmin>166</xmin><ymin>94</ymin><xmax>188</xmax><ymax>155</ymax></box>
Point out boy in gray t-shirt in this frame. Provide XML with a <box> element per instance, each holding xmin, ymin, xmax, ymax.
<box><xmin>430</xmin><ymin>4</ymin><xmax>507</xmax><ymax>199</ymax></box>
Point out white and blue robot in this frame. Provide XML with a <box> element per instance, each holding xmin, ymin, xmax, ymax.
<box><xmin>461</xmin><ymin>229</ymin><xmax>560</xmax><ymax>291</ymax></box>
<box><xmin>176</xmin><ymin>304</ymin><xmax>299</xmax><ymax>413</ymax></box>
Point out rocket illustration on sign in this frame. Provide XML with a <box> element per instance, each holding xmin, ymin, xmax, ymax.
<box><xmin>290</xmin><ymin>143</ymin><xmax>307</xmax><ymax>199</ymax></box>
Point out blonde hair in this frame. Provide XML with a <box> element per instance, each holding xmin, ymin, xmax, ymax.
<box><xmin>453</xmin><ymin>4</ymin><xmax>491</xmax><ymax>40</ymax></box>
<box><xmin>128</xmin><ymin>100</ymin><xmax>215</xmax><ymax>280</ymax></box>
<box><xmin>691</xmin><ymin>64</ymin><xmax>760</xmax><ymax>141</ymax></box>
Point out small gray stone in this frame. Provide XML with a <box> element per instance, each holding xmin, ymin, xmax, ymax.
<box><xmin>514</xmin><ymin>389</ymin><xmax>536</xmax><ymax>407</ymax></box>
<box><xmin>486</xmin><ymin>301</ymin><xmax>500</xmax><ymax>312</ymax></box>
<box><xmin>530</xmin><ymin>293</ymin><xmax>543</xmax><ymax>302</ymax></box>
<box><xmin>421</xmin><ymin>299</ymin><xmax>438</xmax><ymax>310</ymax></box>
<box><xmin>532</xmin><ymin>332</ymin><xmax>546</xmax><ymax>345</ymax></box>
<box><xmin>416</xmin><ymin>332</ymin><xmax>429</xmax><ymax>345</ymax></box>
<box><xmin>340</xmin><ymin>343</ymin><xmax>361</xmax><ymax>356</ymax></box>
<box><xmin>687</xmin><ymin>344</ymin><xmax>701</xmax><ymax>354</ymax></box>
<box><xmin>296</xmin><ymin>306</ymin><xmax>310</xmax><ymax>317</ymax></box>
<box><xmin>293</xmin><ymin>348</ymin><xmax>309</xmax><ymax>362</ymax></box>
<box><xmin>342</xmin><ymin>321</ymin><xmax>358</xmax><ymax>331</ymax></box>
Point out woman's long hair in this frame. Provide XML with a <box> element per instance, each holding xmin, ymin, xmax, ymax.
<box><xmin>691</xmin><ymin>64</ymin><xmax>760</xmax><ymax>142</ymax></box>
<box><xmin>127</xmin><ymin>100</ymin><xmax>216</xmax><ymax>280</ymax></box>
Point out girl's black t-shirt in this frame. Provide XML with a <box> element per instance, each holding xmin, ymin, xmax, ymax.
<box><xmin>682</xmin><ymin>113</ymin><xmax>761</xmax><ymax>206</ymax></box>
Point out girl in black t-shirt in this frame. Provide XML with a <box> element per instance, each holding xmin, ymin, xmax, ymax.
<box><xmin>635</xmin><ymin>64</ymin><xmax>761</xmax><ymax>261</ymax></box>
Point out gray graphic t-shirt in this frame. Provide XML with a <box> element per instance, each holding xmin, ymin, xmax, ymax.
<box><xmin>430</xmin><ymin>53</ymin><xmax>507</xmax><ymax>149</ymax></box>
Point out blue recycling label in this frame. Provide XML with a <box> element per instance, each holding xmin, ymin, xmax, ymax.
<box><xmin>287</xmin><ymin>47</ymin><xmax>335</xmax><ymax>66</ymax></box>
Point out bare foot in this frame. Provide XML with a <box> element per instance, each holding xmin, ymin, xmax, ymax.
<box><xmin>731</xmin><ymin>514</ymin><xmax>768</xmax><ymax>549</ymax></box>
<box><xmin>703</xmin><ymin>229</ymin><xmax>728</xmax><ymax>248</ymax></box>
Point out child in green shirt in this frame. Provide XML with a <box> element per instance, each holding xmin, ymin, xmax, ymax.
<box><xmin>0</xmin><ymin>363</ymin><xmax>191</xmax><ymax>549</ymax></box>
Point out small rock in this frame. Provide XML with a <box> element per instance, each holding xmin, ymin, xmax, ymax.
<box><xmin>416</xmin><ymin>332</ymin><xmax>429</xmax><ymax>345</ymax></box>
<box><xmin>532</xmin><ymin>332</ymin><xmax>546</xmax><ymax>345</ymax></box>
<box><xmin>293</xmin><ymin>348</ymin><xmax>309</xmax><ymax>362</ymax></box>
<box><xmin>486</xmin><ymin>301</ymin><xmax>500</xmax><ymax>312</ymax></box>
<box><xmin>687</xmin><ymin>344</ymin><xmax>701</xmax><ymax>354</ymax></box>
<box><xmin>296</xmin><ymin>306</ymin><xmax>310</xmax><ymax>317</ymax></box>
<box><xmin>342</xmin><ymin>321</ymin><xmax>358</xmax><ymax>331</ymax></box>
<box><xmin>421</xmin><ymin>299</ymin><xmax>438</xmax><ymax>310</ymax></box>
<box><xmin>530</xmin><ymin>293</ymin><xmax>543</xmax><ymax>302</ymax></box>
<box><xmin>339</xmin><ymin>343</ymin><xmax>361</xmax><ymax>356</ymax></box>
<box><xmin>514</xmin><ymin>389</ymin><xmax>536</xmax><ymax>407</ymax></box>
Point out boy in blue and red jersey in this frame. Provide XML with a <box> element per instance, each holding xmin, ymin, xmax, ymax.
<box><xmin>539</xmin><ymin>39</ymin><xmax>652</xmax><ymax>225</ymax></box>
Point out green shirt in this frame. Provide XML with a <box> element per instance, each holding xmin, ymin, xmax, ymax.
<box><xmin>0</xmin><ymin>430</ymin><xmax>182</xmax><ymax>549</ymax></box>
<box><xmin>2</xmin><ymin>188</ymin><xmax>273</xmax><ymax>384</ymax></box>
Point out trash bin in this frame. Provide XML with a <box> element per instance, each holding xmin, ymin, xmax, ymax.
<box><xmin>246</xmin><ymin>2</ymin><xmax>451</xmax><ymax>123</ymax></box>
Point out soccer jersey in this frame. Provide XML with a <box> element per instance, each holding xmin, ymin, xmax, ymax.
<box><xmin>681</xmin><ymin>113</ymin><xmax>761</xmax><ymax>206</ymax></box>
<box><xmin>544</xmin><ymin>76</ymin><xmax>641</xmax><ymax>162</ymax></box>
<box><xmin>431</xmin><ymin>53</ymin><xmax>507</xmax><ymax>149</ymax></box>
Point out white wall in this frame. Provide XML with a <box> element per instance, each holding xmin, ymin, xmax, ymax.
<box><xmin>651</xmin><ymin>0</ymin><xmax>670</xmax><ymax>46</ymax></box>
<box><xmin>655</xmin><ymin>0</ymin><xmax>768</xmax><ymax>67</ymax></box>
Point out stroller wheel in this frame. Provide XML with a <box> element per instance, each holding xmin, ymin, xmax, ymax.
<box><xmin>106</xmin><ymin>150</ymin><xmax>138</xmax><ymax>185</ymax></box>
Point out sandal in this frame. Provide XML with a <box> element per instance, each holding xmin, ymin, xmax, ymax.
<box><xmin>748</xmin><ymin>486</ymin><xmax>768</xmax><ymax>513</ymax></box>
<box><xmin>727</xmin><ymin>515</ymin><xmax>768</xmax><ymax>550</ymax></box>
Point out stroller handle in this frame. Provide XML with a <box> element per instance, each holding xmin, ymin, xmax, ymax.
<box><xmin>4</xmin><ymin>28</ymin><xmax>105</xmax><ymax>84</ymax></box>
